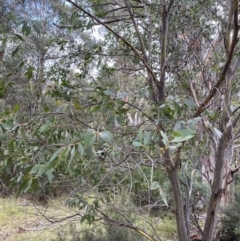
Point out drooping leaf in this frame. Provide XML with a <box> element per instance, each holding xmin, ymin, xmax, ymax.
<box><xmin>77</xmin><ymin>143</ymin><xmax>84</xmax><ymax>159</ymax></box>
<box><xmin>68</xmin><ymin>146</ymin><xmax>76</xmax><ymax>167</ymax></box>
<box><xmin>99</xmin><ymin>131</ymin><xmax>113</xmax><ymax>144</ymax></box>
<box><xmin>32</xmin><ymin>20</ymin><xmax>42</xmax><ymax>34</ymax></box>
<box><xmin>14</xmin><ymin>33</ymin><xmax>24</xmax><ymax>41</ymax></box>
<box><xmin>13</xmin><ymin>103</ymin><xmax>20</xmax><ymax>113</ymax></box>
<box><xmin>150</xmin><ymin>181</ymin><xmax>160</xmax><ymax>190</ymax></box>
<box><xmin>84</xmin><ymin>129</ymin><xmax>96</xmax><ymax>148</ymax></box>
<box><xmin>11</xmin><ymin>44</ymin><xmax>21</xmax><ymax>57</ymax></box>
<box><xmin>213</xmin><ymin>127</ymin><xmax>222</xmax><ymax>138</ymax></box>
<box><xmin>17</xmin><ymin>177</ymin><xmax>32</xmax><ymax>196</ymax></box>
<box><xmin>31</xmin><ymin>178</ymin><xmax>39</xmax><ymax>192</ymax></box>
<box><xmin>159</xmin><ymin>188</ymin><xmax>168</xmax><ymax>206</ymax></box>
<box><xmin>183</xmin><ymin>98</ymin><xmax>198</xmax><ymax>109</ymax></box>
<box><xmin>47</xmin><ymin>148</ymin><xmax>63</xmax><ymax>168</ymax></box>
<box><xmin>46</xmin><ymin>169</ymin><xmax>54</xmax><ymax>183</ymax></box>
<box><xmin>160</xmin><ymin>131</ymin><xmax>168</xmax><ymax>146</ymax></box>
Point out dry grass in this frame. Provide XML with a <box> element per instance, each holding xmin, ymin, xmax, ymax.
<box><xmin>0</xmin><ymin>195</ymin><xmax>178</xmax><ymax>241</ymax></box>
<box><xmin>0</xmin><ymin>196</ymin><xmax>83</xmax><ymax>241</ymax></box>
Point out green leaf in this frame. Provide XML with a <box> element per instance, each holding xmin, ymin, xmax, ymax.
<box><xmin>15</xmin><ymin>16</ymin><xmax>26</xmax><ymax>26</ymax></box>
<box><xmin>132</xmin><ymin>141</ymin><xmax>143</xmax><ymax>147</ymax></box>
<box><xmin>0</xmin><ymin>134</ymin><xmax>9</xmax><ymax>141</ymax></box>
<box><xmin>177</xmin><ymin>129</ymin><xmax>196</xmax><ymax>136</ymax></box>
<box><xmin>116</xmin><ymin>92</ymin><xmax>129</xmax><ymax>99</ymax></box>
<box><xmin>159</xmin><ymin>188</ymin><xmax>168</xmax><ymax>206</ymax></box>
<box><xmin>150</xmin><ymin>181</ymin><xmax>160</xmax><ymax>190</ymax></box>
<box><xmin>11</xmin><ymin>44</ymin><xmax>21</xmax><ymax>57</ymax></box>
<box><xmin>14</xmin><ymin>33</ymin><xmax>24</xmax><ymax>41</ymax></box>
<box><xmin>13</xmin><ymin>103</ymin><xmax>20</xmax><ymax>113</ymax></box>
<box><xmin>30</xmin><ymin>165</ymin><xmax>41</xmax><ymax>174</ymax></box>
<box><xmin>160</xmin><ymin>131</ymin><xmax>168</xmax><ymax>146</ymax></box>
<box><xmin>77</xmin><ymin>143</ymin><xmax>84</xmax><ymax>159</ymax></box>
<box><xmin>138</xmin><ymin>129</ymin><xmax>143</xmax><ymax>142</ymax></box>
<box><xmin>172</xmin><ymin>131</ymin><xmax>182</xmax><ymax>137</ymax></box>
<box><xmin>31</xmin><ymin>178</ymin><xmax>39</xmax><ymax>192</ymax></box>
<box><xmin>183</xmin><ymin>98</ymin><xmax>198</xmax><ymax>109</ymax></box>
<box><xmin>46</xmin><ymin>169</ymin><xmax>54</xmax><ymax>183</ymax></box>
<box><xmin>84</xmin><ymin>129</ymin><xmax>96</xmax><ymax>148</ymax></box>
<box><xmin>39</xmin><ymin>124</ymin><xmax>50</xmax><ymax>133</ymax></box>
<box><xmin>48</xmin><ymin>148</ymin><xmax>63</xmax><ymax>167</ymax></box>
<box><xmin>172</xmin><ymin>129</ymin><xmax>196</xmax><ymax>137</ymax></box>
<box><xmin>103</xmin><ymin>89</ymin><xmax>115</xmax><ymax>97</ymax></box>
<box><xmin>17</xmin><ymin>177</ymin><xmax>32</xmax><ymax>196</ymax></box>
<box><xmin>24</xmin><ymin>66</ymin><xmax>35</xmax><ymax>80</ymax></box>
<box><xmin>99</xmin><ymin>131</ymin><xmax>113</xmax><ymax>144</ymax></box>
<box><xmin>144</xmin><ymin>131</ymin><xmax>151</xmax><ymax>145</ymax></box>
<box><xmin>32</xmin><ymin>20</ymin><xmax>42</xmax><ymax>34</ymax></box>
<box><xmin>68</xmin><ymin>146</ymin><xmax>76</xmax><ymax>167</ymax></box>
<box><xmin>170</xmin><ymin>135</ymin><xmax>194</xmax><ymax>143</ymax></box>
<box><xmin>1</xmin><ymin>122</ymin><xmax>12</xmax><ymax>130</ymax></box>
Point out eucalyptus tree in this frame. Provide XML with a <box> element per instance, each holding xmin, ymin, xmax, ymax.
<box><xmin>1</xmin><ymin>0</ymin><xmax>240</xmax><ymax>241</ymax></box>
<box><xmin>60</xmin><ymin>1</ymin><xmax>240</xmax><ymax>240</ymax></box>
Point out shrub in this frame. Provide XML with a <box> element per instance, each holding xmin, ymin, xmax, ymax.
<box><xmin>220</xmin><ymin>186</ymin><xmax>240</xmax><ymax>241</ymax></box>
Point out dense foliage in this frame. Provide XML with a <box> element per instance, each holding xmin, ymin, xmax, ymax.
<box><xmin>1</xmin><ymin>0</ymin><xmax>240</xmax><ymax>240</ymax></box>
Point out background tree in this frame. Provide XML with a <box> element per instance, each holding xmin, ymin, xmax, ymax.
<box><xmin>1</xmin><ymin>1</ymin><xmax>240</xmax><ymax>241</ymax></box>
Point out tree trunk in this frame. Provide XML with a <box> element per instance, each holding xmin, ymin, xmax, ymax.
<box><xmin>202</xmin><ymin>132</ymin><xmax>229</xmax><ymax>241</ymax></box>
<box><xmin>164</xmin><ymin>151</ymin><xmax>189</xmax><ymax>241</ymax></box>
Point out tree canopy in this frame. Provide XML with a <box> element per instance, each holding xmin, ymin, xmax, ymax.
<box><xmin>0</xmin><ymin>0</ymin><xmax>240</xmax><ymax>240</ymax></box>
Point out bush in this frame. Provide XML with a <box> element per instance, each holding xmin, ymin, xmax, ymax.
<box><xmin>52</xmin><ymin>222</ymin><xmax>146</xmax><ymax>241</ymax></box>
<box><xmin>220</xmin><ymin>187</ymin><xmax>240</xmax><ymax>241</ymax></box>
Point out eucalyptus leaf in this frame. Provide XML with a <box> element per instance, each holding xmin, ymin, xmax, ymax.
<box><xmin>99</xmin><ymin>131</ymin><xmax>113</xmax><ymax>144</ymax></box>
<box><xmin>150</xmin><ymin>181</ymin><xmax>160</xmax><ymax>190</ymax></box>
<box><xmin>159</xmin><ymin>188</ymin><xmax>168</xmax><ymax>206</ymax></box>
<box><xmin>103</xmin><ymin>89</ymin><xmax>115</xmax><ymax>97</ymax></box>
<box><xmin>171</xmin><ymin>135</ymin><xmax>194</xmax><ymax>143</ymax></box>
<box><xmin>133</xmin><ymin>141</ymin><xmax>143</xmax><ymax>147</ymax></box>
<box><xmin>183</xmin><ymin>98</ymin><xmax>198</xmax><ymax>109</ymax></box>
<box><xmin>84</xmin><ymin>129</ymin><xmax>96</xmax><ymax>148</ymax></box>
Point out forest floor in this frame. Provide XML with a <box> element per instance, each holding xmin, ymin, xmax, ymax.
<box><xmin>0</xmin><ymin>196</ymin><xmax>86</xmax><ymax>241</ymax></box>
<box><xmin>0</xmin><ymin>195</ymin><xmax>179</xmax><ymax>241</ymax></box>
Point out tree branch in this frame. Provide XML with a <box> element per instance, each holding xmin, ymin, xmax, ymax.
<box><xmin>193</xmin><ymin>0</ymin><xmax>239</xmax><ymax>117</ymax></box>
<box><xmin>65</xmin><ymin>0</ymin><xmax>159</xmax><ymax>89</ymax></box>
